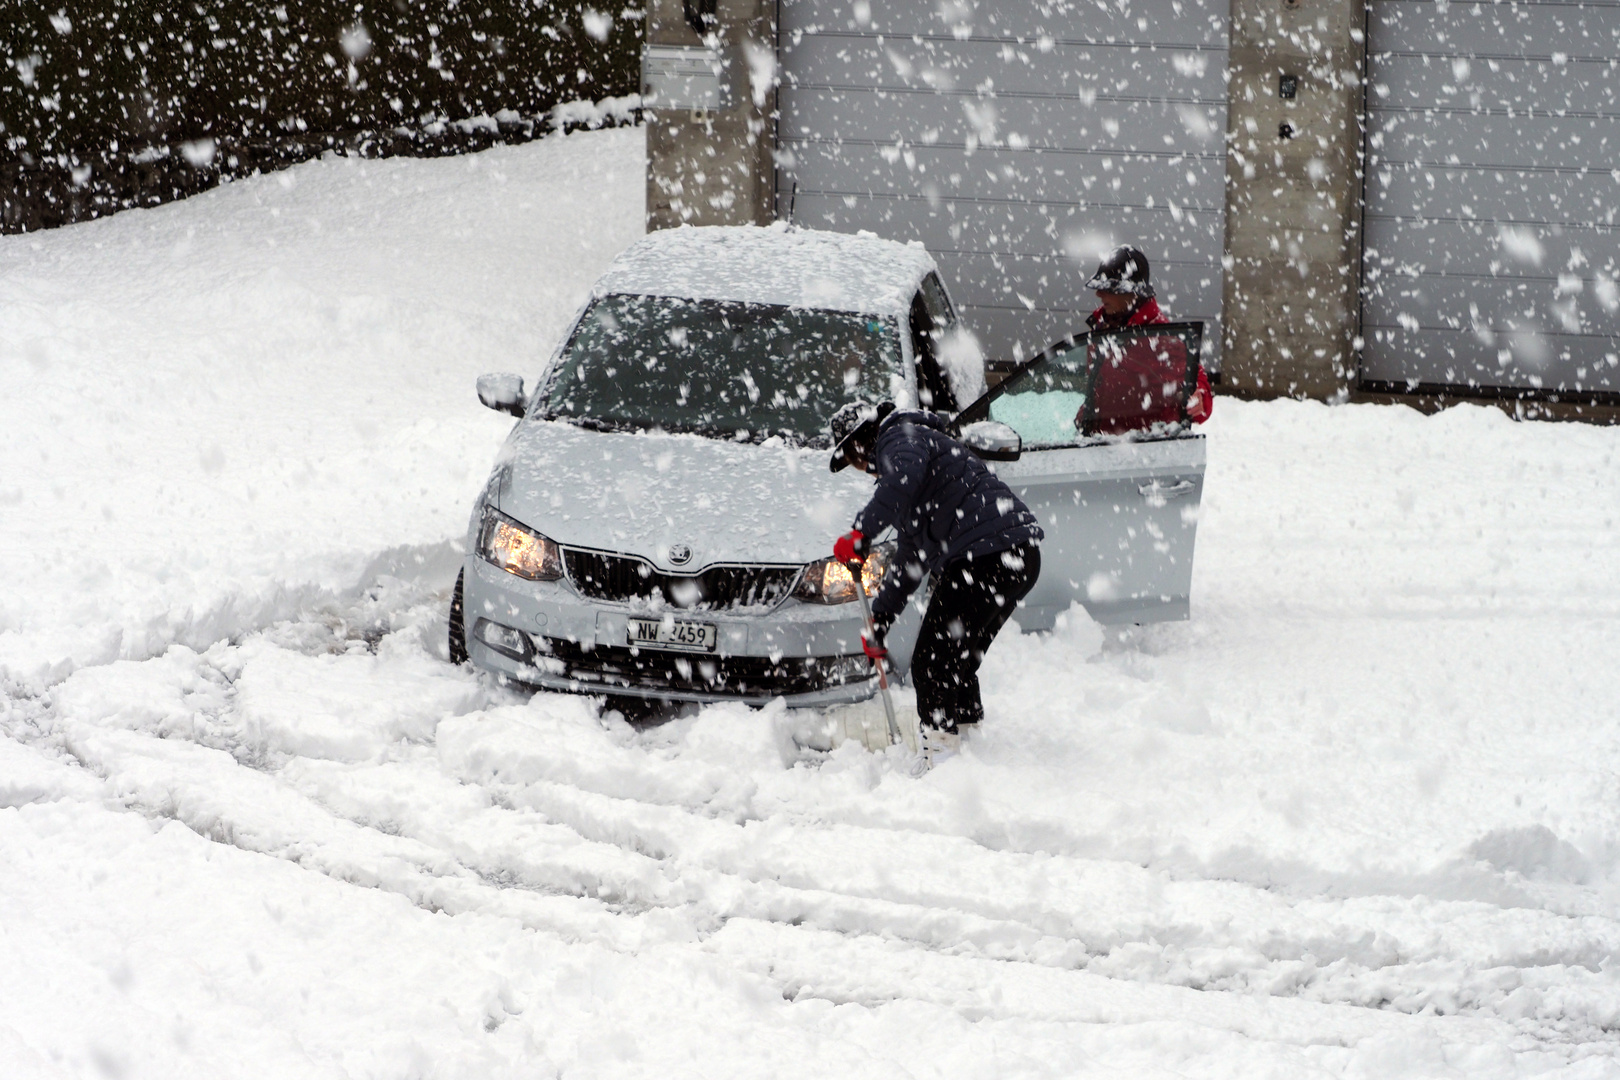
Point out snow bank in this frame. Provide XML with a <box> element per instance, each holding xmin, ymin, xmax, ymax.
<box><xmin>0</xmin><ymin>127</ymin><xmax>647</xmax><ymax>686</ymax></box>
<box><xmin>549</xmin><ymin>93</ymin><xmax>643</xmax><ymax>131</ymax></box>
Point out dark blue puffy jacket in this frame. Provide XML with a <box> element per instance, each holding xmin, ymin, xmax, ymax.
<box><xmin>852</xmin><ymin>410</ymin><xmax>1043</xmax><ymax>623</ymax></box>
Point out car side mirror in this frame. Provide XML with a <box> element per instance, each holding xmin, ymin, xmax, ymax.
<box><xmin>958</xmin><ymin>420</ymin><xmax>1022</xmax><ymax>461</ymax></box>
<box><xmin>477</xmin><ymin>373</ymin><xmax>526</xmax><ymax>418</ymax></box>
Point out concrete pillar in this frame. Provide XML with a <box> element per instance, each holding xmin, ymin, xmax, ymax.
<box><xmin>644</xmin><ymin>0</ymin><xmax>776</xmax><ymax>231</ymax></box>
<box><xmin>1221</xmin><ymin>0</ymin><xmax>1366</xmax><ymax>399</ymax></box>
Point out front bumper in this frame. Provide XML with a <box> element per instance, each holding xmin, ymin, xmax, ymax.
<box><xmin>463</xmin><ymin>557</ymin><xmax>887</xmax><ymax>706</ymax></box>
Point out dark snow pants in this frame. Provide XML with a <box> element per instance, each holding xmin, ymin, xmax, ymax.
<box><xmin>911</xmin><ymin>543</ymin><xmax>1041</xmax><ymax>733</ymax></box>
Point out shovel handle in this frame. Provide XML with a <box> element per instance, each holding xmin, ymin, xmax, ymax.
<box><xmin>846</xmin><ymin>558</ymin><xmax>901</xmax><ymax>745</ymax></box>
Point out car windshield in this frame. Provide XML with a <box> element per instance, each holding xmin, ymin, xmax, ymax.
<box><xmin>539</xmin><ymin>294</ymin><xmax>902</xmax><ymax>445</ymax></box>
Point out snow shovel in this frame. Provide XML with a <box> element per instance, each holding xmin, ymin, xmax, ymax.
<box><xmin>847</xmin><ymin>558</ymin><xmax>903</xmax><ymax>747</ymax></box>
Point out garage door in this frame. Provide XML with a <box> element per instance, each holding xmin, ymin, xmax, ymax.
<box><xmin>775</xmin><ymin>0</ymin><xmax>1230</xmax><ymax>366</ymax></box>
<box><xmin>1362</xmin><ymin>0</ymin><xmax>1620</xmax><ymax>396</ymax></box>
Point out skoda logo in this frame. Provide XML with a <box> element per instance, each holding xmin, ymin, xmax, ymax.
<box><xmin>667</xmin><ymin>544</ymin><xmax>693</xmax><ymax>566</ymax></box>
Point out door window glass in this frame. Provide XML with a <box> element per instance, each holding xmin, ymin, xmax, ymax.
<box><xmin>987</xmin><ymin>344</ymin><xmax>1089</xmax><ymax>448</ymax></box>
<box><xmin>959</xmin><ymin>323</ymin><xmax>1203</xmax><ymax>447</ymax></box>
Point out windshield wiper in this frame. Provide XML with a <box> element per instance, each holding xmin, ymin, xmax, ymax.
<box><xmin>555</xmin><ymin>417</ymin><xmax>739</xmax><ymax>440</ymax></box>
<box><xmin>643</xmin><ymin>423</ymin><xmax>735</xmax><ymax>441</ymax></box>
<box><xmin>671</xmin><ymin>424</ymin><xmax>825</xmax><ymax>446</ymax></box>
<box><xmin>548</xmin><ymin>415</ymin><xmax>824</xmax><ymax>447</ymax></box>
<box><xmin>548</xmin><ymin>415</ymin><xmax>643</xmax><ymax>434</ymax></box>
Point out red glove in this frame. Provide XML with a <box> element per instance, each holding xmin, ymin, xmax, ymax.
<box><xmin>861</xmin><ymin>631</ymin><xmax>888</xmax><ymax>660</ymax></box>
<box><xmin>833</xmin><ymin>529</ymin><xmax>866</xmax><ymax>566</ymax></box>
<box><xmin>1187</xmin><ymin>366</ymin><xmax>1213</xmax><ymax>423</ymax></box>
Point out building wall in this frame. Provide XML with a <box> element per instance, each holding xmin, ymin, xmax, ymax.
<box><xmin>644</xmin><ymin>0</ymin><xmax>1374</xmax><ymax>405</ymax></box>
<box><xmin>644</xmin><ymin>0</ymin><xmax>775</xmax><ymax>231</ymax></box>
<box><xmin>1360</xmin><ymin>0</ymin><xmax>1620</xmax><ymax>398</ymax></box>
<box><xmin>768</xmin><ymin>0</ymin><xmax>1230</xmax><ymax>368</ymax></box>
<box><xmin>1221</xmin><ymin>0</ymin><xmax>1367</xmax><ymax>400</ymax></box>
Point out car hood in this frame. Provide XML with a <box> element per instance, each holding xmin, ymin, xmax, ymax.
<box><xmin>494</xmin><ymin>420</ymin><xmax>873</xmax><ymax>571</ymax></box>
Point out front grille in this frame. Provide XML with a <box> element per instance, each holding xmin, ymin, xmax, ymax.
<box><xmin>563</xmin><ymin>548</ymin><xmax>801</xmax><ymax>611</ymax></box>
<box><xmin>535</xmin><ymin>638</ymin><xmax>870</xmax><ymax>698</ymax></box>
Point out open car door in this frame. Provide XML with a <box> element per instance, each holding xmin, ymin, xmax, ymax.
<box><xmin>952</xmin><ymin>322</ymin><xmax>1207</xmax><ymax>628</ymax></box>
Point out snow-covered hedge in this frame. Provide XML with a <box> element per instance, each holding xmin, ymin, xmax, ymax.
<box><xmin>0</xmin><ymin>1</ymin><xmax>643</xmax><ymax>232</ymax></box>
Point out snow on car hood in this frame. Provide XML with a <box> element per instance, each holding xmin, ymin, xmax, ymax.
<box><xmin>494</xmin><ymin>420</ymin><xmax>873</xmax><ymax>570</ymax></box>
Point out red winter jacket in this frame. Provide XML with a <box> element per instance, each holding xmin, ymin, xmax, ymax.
<box><xmin>1086</xmin><ymin>297</ymin><xmax>1213</xmax><ymax>425</ymax></box>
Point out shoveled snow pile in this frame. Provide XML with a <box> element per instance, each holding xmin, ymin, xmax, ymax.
<box><xmin>6</xmin><ymin>125</ymin><xmax>1620</xmax><ymax>1079</ymax></box>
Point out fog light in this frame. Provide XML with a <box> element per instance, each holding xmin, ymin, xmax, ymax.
<box><xmin>474</xmin><ymin>618</ymin><xmax>533</xmax><ymax>661</ymax></box>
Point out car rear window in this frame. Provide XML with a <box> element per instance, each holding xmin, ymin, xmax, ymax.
<box><xmin>540</xmin><ymin>294</ymin><xmax>902</xmax><ymax>445</ymax></box>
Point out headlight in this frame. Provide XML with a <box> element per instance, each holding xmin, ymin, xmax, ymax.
<box><xmin>795</xmin><ymin>542</ymin><xmax>894</xmax><ymax>604</ymax></box>
<box><xmin>478</xmin><ymin>508</ymin><xmax>563</xmax><ymax>581</ymax></box>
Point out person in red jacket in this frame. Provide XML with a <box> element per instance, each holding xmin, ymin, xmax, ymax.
<box><xmin>1082</xmin><ymin>246</ymin><xmax>1213</xmax><ymax>428</ymax></box>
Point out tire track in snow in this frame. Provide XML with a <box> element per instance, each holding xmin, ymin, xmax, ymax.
<box><xmin>1</xmin><ymin>596</ymin><xmax>685</xmax><ymax>952</ymax></box>
<box><xmin>14</xmin><ymin>593</ymin><xmax>1620</xmax><ymax>1052</ymax></box>
<box><xmin>49</xmin><ymin>721</ymin><xmax>684</xmax><ymax>953</ymax></box>
<box><xmin>434</xmin><ymin>720</ymin><xmax>1620</xmax><ymax>1044</ymax></box>
<box><xmin>272</xmin><ymin>642</ymin><xmax>1620</xmax><ymax>1045</ymax></box>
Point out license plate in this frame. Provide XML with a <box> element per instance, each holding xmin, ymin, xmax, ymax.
<box><xmin>627</xmin><ymin>616</ymin><xmax>718</xmax><ymax>653</ymax></box>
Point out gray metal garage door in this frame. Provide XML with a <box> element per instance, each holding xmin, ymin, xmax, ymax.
<box><xmin>776</xmin><ymin>0</ymin><xmax>1230</xmax><ymax>366</ymax></box>
<box><xmin>1363</xmin><ymin>0</ymin><xmax>1620</xmax><ymax>396</ymax></box>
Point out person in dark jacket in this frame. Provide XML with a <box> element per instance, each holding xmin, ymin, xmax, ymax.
<box><xmin>1084</xmin><ymin>245</ymin><xmax>1213</xmax><ymax>424</ymax></box>
<box><xmin>827</xmin><ymin>401</ymin><xmax>1043</xmax><ymax>767</ymax></box>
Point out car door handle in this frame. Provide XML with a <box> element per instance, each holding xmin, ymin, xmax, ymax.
<box><xmin>1139</xmin><ymin>479</ymin><xmax>1197</xmax><ymax>503</ymax></box>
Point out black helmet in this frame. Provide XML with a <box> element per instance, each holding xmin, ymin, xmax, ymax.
<box><xmin>1084</xmin><ymin>245</ymin><xmax>1154</xmax><ymax>299</ymax></box>
<box><xmin>828</xmin><ymin>400</ymin><xmax>896</xmax><ymax>472</ymax></box>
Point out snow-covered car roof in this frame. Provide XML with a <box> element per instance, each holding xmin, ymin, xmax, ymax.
<box><xmin>590</xmin><ymin>224</ymin><xmax>937</xmax><ymax>318</ymax></box>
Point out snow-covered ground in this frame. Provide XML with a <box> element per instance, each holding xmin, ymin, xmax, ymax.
<box><xmin>6</xmin><ymin>126</ymin><xmax>1620</xmax><ymax>1078</ymax></box>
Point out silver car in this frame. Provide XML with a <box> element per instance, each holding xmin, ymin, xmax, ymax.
<box><xmin>451</xmin><ymin>225</ymin><xmax>1207</xmax><ymax>706</ymax></box>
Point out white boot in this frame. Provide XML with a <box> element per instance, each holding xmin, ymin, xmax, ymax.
<box><xmin>919</xmin><ymin>727</ymin><xmax>961</xmax><ymax>771</ymax></box>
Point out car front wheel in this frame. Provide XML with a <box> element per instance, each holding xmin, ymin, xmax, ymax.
<box><xmin>448</xmin><ymin>568</ymin><xmax>469</xmax><ymax>665</ymax></box>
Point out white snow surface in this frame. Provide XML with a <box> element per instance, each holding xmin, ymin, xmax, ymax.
<box><xmin>6</xmin><ymin>126</ymin><xmax>1620</xmax><ymax>1078</ymax></box>
<box><xmin>591</xmin><ymin>223</ymin><xmax>937</xmax><ymax>317</ymax></box>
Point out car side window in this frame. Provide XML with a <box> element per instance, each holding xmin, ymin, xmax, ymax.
<box><xmin>910</xmin><ymin>279</ymin><xmax>956</xmax><ymax>411</ymax></box>
<box><xmin>919</xmin><ymin>273</ymin><xmax>956</xmax><ymax>328</ymax></box>
<box><xmin>909</xmin><ymin>292</ymin><xmax>952</xmax><ymax>412</ymax></box>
